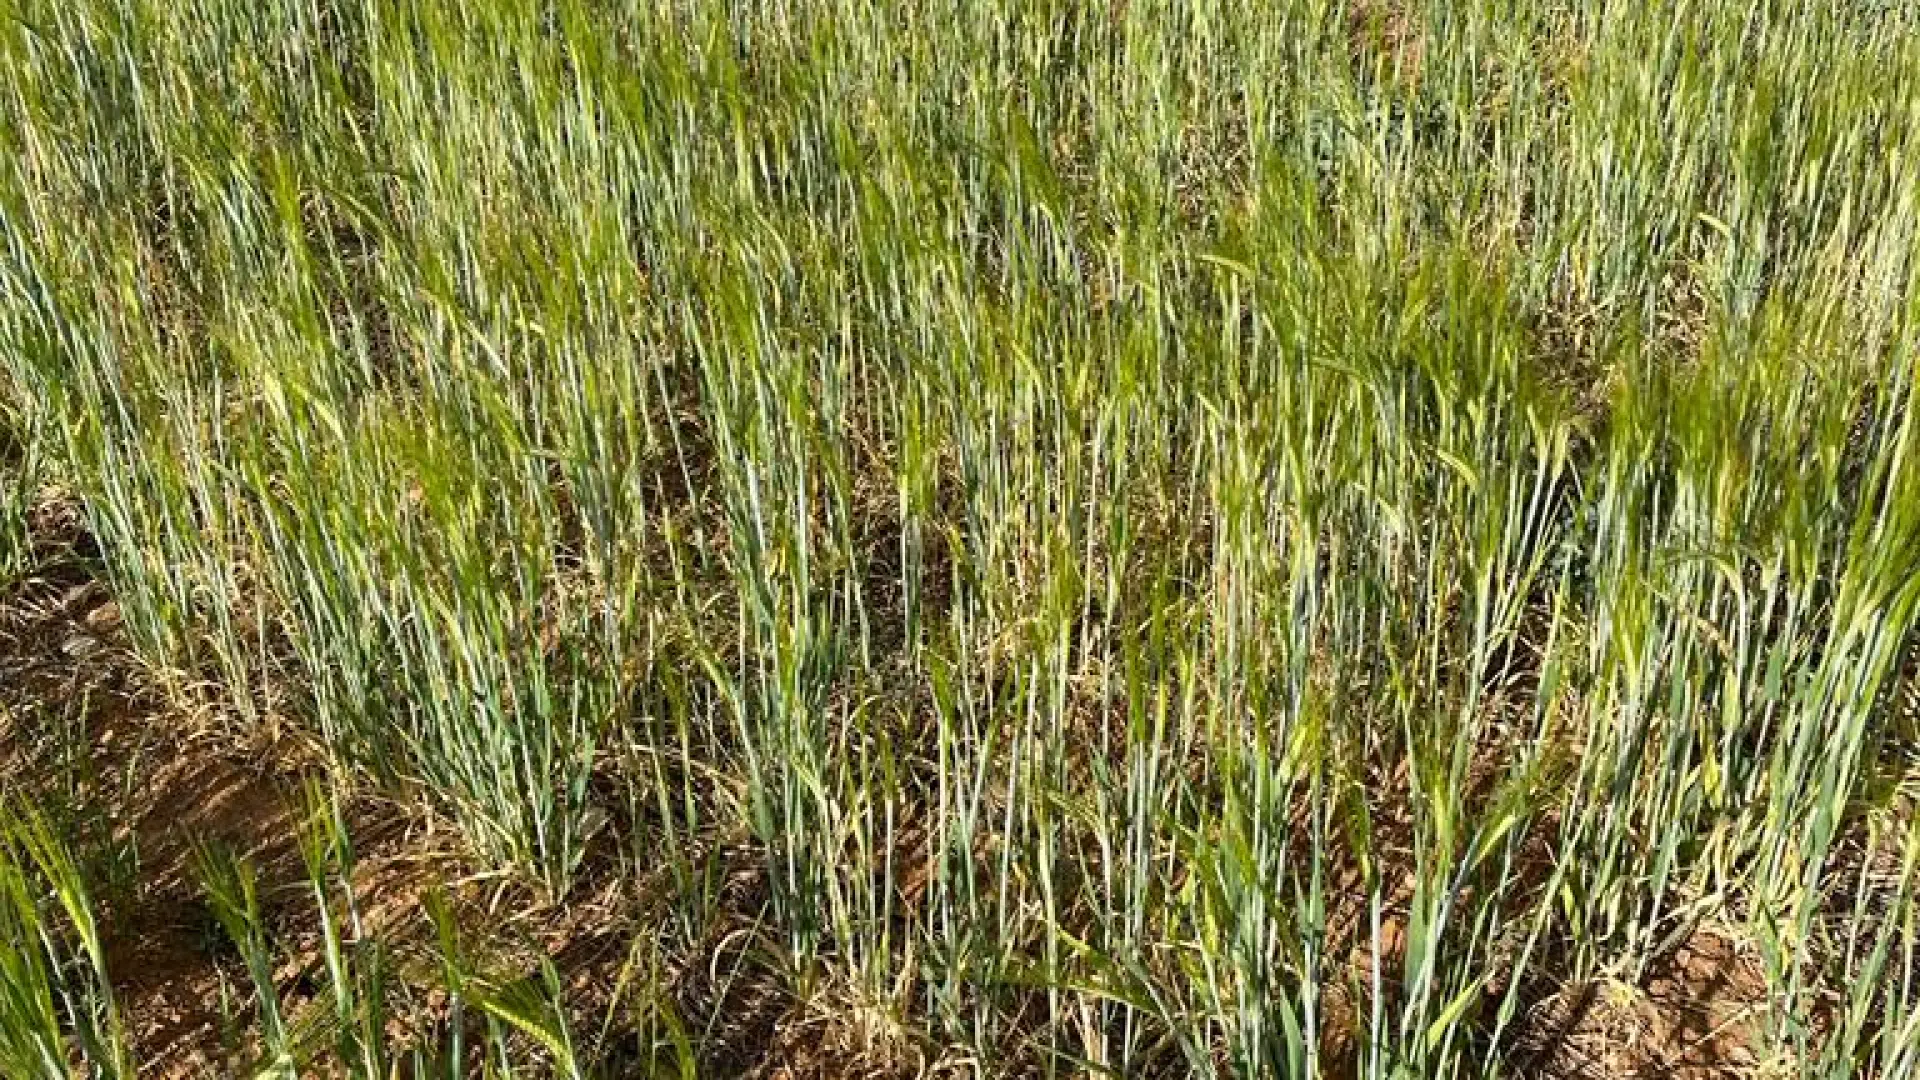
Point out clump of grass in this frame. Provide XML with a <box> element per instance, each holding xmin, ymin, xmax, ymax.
<box><xmin>0</xmin><ymin>802</ymin><xmax>129</xmax><ymax>1080</ymax></box>
<box><xmin>0</xmin><ymin>407</ymin><xmax>31</xmax><ymax>585</ymax></box>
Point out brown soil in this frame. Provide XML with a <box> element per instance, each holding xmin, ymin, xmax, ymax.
<box><xmin>1509</xmin><ymin>925</ymin><xmax>1782</xmax><ymax>1079</ymax></box>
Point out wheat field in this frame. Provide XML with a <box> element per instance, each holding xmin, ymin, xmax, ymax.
<box><xmin>2</xmin><ymin>0</ymin><xmax>1919</xmax><ymax>1077</ymax></box>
